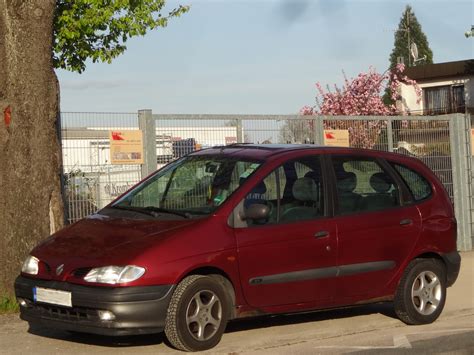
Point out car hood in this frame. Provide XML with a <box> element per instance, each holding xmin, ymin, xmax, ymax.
<box><xmin>31</xmin><ymin>213</ymin><xmax>199</xmax><ymax>271</ymax></box>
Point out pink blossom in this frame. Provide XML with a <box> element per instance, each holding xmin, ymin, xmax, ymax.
<box><xmin>300</xmin><ymin>65</ymin><xmax>421</xmax><ymax>148</ymax></box>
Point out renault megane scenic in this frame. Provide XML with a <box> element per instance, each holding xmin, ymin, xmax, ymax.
<box><xmin>15</xmin><ymin>144</ymin><xmax>461</xmax><ymax>351</ymax></box>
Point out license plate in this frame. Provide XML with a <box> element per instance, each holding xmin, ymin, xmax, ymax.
<box><xmin>33</xmin><ymin>287</ymin><xmax>72</xmax><ymax>308</ymax></box>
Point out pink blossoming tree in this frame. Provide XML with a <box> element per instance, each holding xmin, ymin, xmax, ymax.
<box><xmin>297</xmin><ymin>64</ymin><xmax>420</xmax><ymax>148</ymax></box>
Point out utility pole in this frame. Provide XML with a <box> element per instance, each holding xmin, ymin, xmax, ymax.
<box><xmin>407</xmin><ymin>12</ymin><xmax>411</xmax><ymax>66</ymax></box>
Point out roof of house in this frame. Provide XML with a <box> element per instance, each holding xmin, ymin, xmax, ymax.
<box><xmin>404</xmin><ymin>59</ymin><xmax>474</xmax><ymax>81</ymax></box>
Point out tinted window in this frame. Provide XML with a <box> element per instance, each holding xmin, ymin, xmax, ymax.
<box><xmin>331</xmin><ymin>156</ymin><xmax>400</xmax><ymax>214</ymax></box>
<box><xmin>243</xmin><ymin>156</ymin><xmax>324</xmax><ymax>226</ymax></box>
<box><xmin>393</xmin><ymin>164</ymin><xmax>432</xmax><ymax>201</ymax></box>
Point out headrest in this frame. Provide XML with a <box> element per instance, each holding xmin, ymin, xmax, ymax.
<box><xmin>253</xmin><ymin>181</ymin><xmax>267</xmax><ymax>194</ymax></box>
<box><xmin>337</xmin><ymin>172</ymin><xmax>357</xmax><ymax>193</ymax></box>
<box><xmin>304</xmin><ymin>170</ymin><xmax>320</xmax><ymax>182</ymax></box>
<box><xmin>245</xmin><ymin>180</ymin><xmax>267</xmax><ymax>196</ymax></box>
<box><xmin>292</xmin><ymin>177</ymin><xmax>318</xmax><ymax>202</ymax></box>
<box><xmin>370</xmin><ymin>173</ymin><xmax>392</xmax><ymax>193</ymax></box>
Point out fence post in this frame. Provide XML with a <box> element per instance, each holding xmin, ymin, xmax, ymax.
<box><xmin>464</xmin><ymin>113</ymin><xmax>473</xmax><ymax>250</ymax></box>
<box><xmin>138</xmin><ymin>109</ymin><xmax>157</xmax><ymax>179</ymax></box>
<box><xmin>314</xmin><ymin>116</ymin><xmax>324</xmax><ymax>145</ymax></box>
<box><xmin>236</xmin><ymin>119</ymin><xmax>244</xmax><ymax>143</ymax></box>
<box><xmin>449</xmin><ymin>114</ymin><xmax>472</xmax><ymax>251</ymax></box>
<box><xmin>387</xmin><ymin>117</ymin><xmax>394</xmax><ymax>152</ymax></box>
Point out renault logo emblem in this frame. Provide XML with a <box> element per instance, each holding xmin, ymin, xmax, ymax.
<box><xmin>56</xmin><ymin>264</ymin><xmax>64</xmax><ymax>276</ymax></box>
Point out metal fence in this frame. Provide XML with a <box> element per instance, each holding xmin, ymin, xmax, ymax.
<box><xmin>61</xmin><ymin>112</ymin><xmax>142</xmax><ymax>224</ymax></box>
<box><xmin>59</xmin><ymin>111</ymin><xmax>472</xmax><ymax>251</ymax></box>
<box><xmin>147</xmin><ymin>113</ymin><xmax>456</xmax><ymax>198</ymax></box>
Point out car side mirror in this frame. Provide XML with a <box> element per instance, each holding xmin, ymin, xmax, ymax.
<box><xmin>240</xmin><ymin>204</ymin><xmax>270</xmax><ymax>221</ymax></box>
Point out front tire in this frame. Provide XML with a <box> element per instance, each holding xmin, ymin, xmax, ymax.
<box><xmin>394</xmin><ymin>258</ymin><xmax>447</xmax><ymax>325</ymax></box>
<box><xmin>164</xmin><ymin>275</ymin><xmax>229</xmax><ymax>352</ymax></box>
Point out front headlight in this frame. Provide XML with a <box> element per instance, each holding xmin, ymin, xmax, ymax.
<box><xmin>84</xmin><ymin>265</ymin><xmax>145</xmax><ymax>284</ymax></box>
<box><xmin>22</xmin><ymin>255</ymin><xmax>39</xmax><ymax>275</ymax></box>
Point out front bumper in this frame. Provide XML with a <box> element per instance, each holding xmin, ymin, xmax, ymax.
<box><xmin>15</xmin><ymin>276</ymin><xmax>175</xmax><ymax>336</ymax></box>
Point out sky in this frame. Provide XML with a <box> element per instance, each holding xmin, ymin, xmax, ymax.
<box><xmin>57</xmin><ymin>0</ymin><xmax>474</xmax><ymax>115</ymax></box>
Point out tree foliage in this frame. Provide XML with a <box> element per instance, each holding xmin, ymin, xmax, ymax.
<box><xmin>389</xmin><ymin>5</ymin><xmax>433</xmax><ymax>69</ymax></box>
<box><xmin>384</xmin><ymin>5</ymin><xmax>432</xmax><ymax>105</ymax></box>
<box><xmin>54</xmin><ymin>0</ymin><xmax>189</xmax><ymax>73</ymax></box>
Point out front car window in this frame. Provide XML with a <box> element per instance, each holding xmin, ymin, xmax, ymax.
<box><xmin>242</xmin><ymin>156</ymin><xmax>324</xmax><ymax>226</ymax></box>
<box><xmin>108</xmin><ymin>156</ymin><xmax>262</xmax><ymax>218</ymax></box>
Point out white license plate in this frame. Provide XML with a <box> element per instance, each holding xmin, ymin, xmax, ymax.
<box><xmin>34</xmin><ymin>287</ymin><xmax>72</xmax><ymax>308</ymax></box>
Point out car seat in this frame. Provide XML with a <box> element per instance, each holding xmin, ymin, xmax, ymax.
<box><xmin>280</xmin><ymin>177</ymin><xmax>319</xmax><ymax>222</ymax></box>
<box><xmin>336</xmin><ymin>172</ymin><xmax>362</xmax><ymax>214</ymax></box>
<box><xmin>361</xmin><ymin>173</ymin><xmax>397</xmax><ymax>211</ymax></box>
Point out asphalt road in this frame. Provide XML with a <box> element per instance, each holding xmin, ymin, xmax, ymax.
<box><xmin>1</xmin><ymin>252</ymin><xmax>472</xmax><ymax>354</ymax></box>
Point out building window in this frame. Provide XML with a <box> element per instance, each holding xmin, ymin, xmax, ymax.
<box><xmin>423</xmin><ymin>85</ymin><xmax>465</xmax><ymax>115</ymax></box>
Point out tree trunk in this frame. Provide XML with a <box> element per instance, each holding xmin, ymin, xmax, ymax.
<box><xmin>0</xmin><ymin>0</ymin><xmax>64</xmax><ymax>294</ymax></box>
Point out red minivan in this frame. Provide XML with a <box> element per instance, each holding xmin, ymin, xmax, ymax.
<box><xmin>15</xmin><ymin>144</ymin><xmax>460</xmax><ymax>351</ymax></box>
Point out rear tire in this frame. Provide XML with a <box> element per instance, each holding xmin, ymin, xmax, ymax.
<box><xmin>394</xmin><ymin>258</ymin><xmax>446</xmax><ymax>325</ymax></box>
<box><xmin>164</xmin><ymin>275</ymin><xmax>229</xmax><ymax>352</ymax></box>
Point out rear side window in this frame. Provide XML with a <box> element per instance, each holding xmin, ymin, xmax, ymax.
<box><xmin>331</xmin><ymin>156</ymin><xmax>401</xmax><ymax>214</ymax></box>
<box><xmin>393</xmin><ymin>164</ymin><xmax>432</xmax><ymax>201</ymax></box>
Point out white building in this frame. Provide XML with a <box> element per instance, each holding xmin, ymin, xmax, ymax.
<box><xmin>399</xmin><ymin>59</ymin><xmax>474</xmax><ymax>115</ymax></box>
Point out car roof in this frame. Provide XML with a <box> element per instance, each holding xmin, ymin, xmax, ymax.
<box><xmin>189</xmin><ymin>143</ymin><xmax>319</xmax><ymax>160</ymax></box>
<box><xmin>188</xmin><ymin>143</ymin><xmax>428</xmax><ymax>167</ymax></box>
<box><xmin>190</xmin><ymin>143</ymin><xmax>400</xmax><ymax>160</ymax></box>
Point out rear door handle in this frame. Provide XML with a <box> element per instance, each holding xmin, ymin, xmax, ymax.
<box><xmin>314</xmin><ymin>231</ymin><xmax>329</xmax><ymax>239</ymax></box>
<box><xmin>400</xmin><ymin>219</ymin><xmax>413</xmax><ymax>226</ymax></box>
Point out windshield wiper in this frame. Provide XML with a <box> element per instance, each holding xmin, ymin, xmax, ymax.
<box><xmin>110</xmin><ymin>205</ymin><xmax>190</xmax><ymax>219</ymax></box>
<box><xmin>142</xmin><ymin>206</ymin><xmax>190</xmax><ymax>219</ymax></box>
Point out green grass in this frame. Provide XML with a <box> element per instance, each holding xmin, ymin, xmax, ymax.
<box><xmin>0</xmin><ymin>294</ymin><xmax>19</xmax><ymax>314</ymax></box>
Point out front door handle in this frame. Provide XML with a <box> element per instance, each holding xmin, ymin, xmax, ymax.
<box><xmin>314</xmin><ymin>231</ymin><xmax>329</xmax><ymax>239</ymax></box>
<box><xmin>400</xmin><ymin>219</ymin><xmax>413</xmax><ymax>226</ymax></box>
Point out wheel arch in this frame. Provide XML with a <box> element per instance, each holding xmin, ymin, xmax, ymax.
<box><xmin>413</xmin><ymin>252</ymin><xmax>445</xmax><ymax>268</ymax></box>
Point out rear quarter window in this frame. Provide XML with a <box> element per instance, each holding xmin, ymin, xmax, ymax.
<box><xmin>393</xmin><ymin>164</ymin><xmax>432</xmax><ymax>201</ymax></box>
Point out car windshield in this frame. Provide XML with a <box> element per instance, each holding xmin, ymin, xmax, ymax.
<box><xmin>107</xmin><ymin>156</ymin><xmax>262</xmax><ymax>218</ymax></box>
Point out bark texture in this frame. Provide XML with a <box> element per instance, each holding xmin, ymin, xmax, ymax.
<box><xmin>0</xmin><ymin>0</ymin><xmax>64</xmax><ymax>294</ymax></box>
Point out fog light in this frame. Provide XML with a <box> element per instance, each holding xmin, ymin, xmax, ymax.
<box><xmin>98</xmin><ymin>310</ymin><xmax>115</xmax><ymax>321</ymax></box>
<box><xmin>17</xmin><ymin>298</ymin><xmax>27</xmax><ymax>307</ymax></box>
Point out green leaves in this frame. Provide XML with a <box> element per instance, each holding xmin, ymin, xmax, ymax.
<box><xmin>53</xmin><ymin>0</ymin><xmax>189</xmax><ymax>73</ymax></box>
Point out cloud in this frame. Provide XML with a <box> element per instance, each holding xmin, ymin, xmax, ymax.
<box><xmin>276</xmin><ymin>0</ymin><xmax>311</xmax><ymax>26</ymax></box>
<box><xmin>318</xmin><ymin>0</ymin><xmax>347</xmax><ymax>16</ymax></box>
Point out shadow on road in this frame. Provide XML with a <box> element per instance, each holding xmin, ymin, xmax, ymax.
<box><xmin>27</xmin><ymin>302</ymin><xmax>397</xmax><ymax>347</ymax></box>
<box><xmin>28</xmin><ymin>325</ymin><xmax>166</xmax><ymax>347</ymax></box>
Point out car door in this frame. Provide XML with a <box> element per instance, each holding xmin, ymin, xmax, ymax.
<box><xmin>233</xmin><ymin>154</ymin><xmax>338</xmax><ymax>308</ymax></box>
<box><xmin>328</xmin><ymin>154</ymin><xmax>422</xmax><ymax>301</ymax></box>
